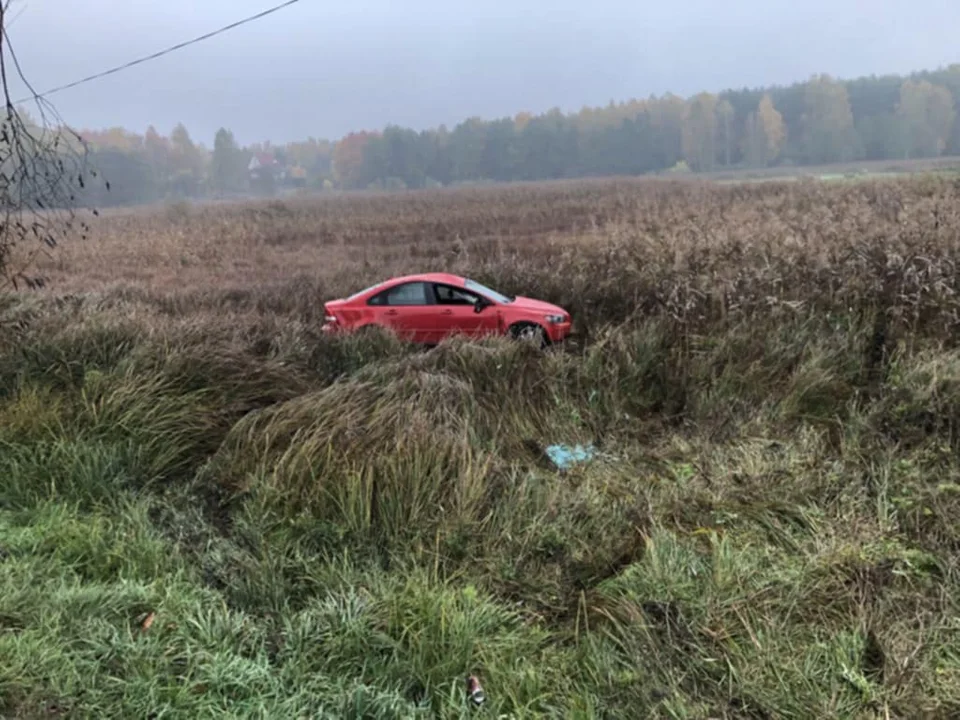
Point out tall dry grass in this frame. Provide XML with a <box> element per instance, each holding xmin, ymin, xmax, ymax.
<box><xmin>21</xmin><ymin>176</ymin><xmax>960</xmax><ymax>345</ymax></box>
<box><xmin>2</xmin><ymin>176</ymin><xmax>960</xmax><ymax>717</ymax></box>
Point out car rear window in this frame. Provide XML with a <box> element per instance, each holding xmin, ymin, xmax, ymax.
<box><xmin>369</xmin><ymin>281</ymin><xmax>431</xmax><ymax>306</ymax></box>
<box><xmin>346</xmin><ymin>281</ymin><xmax>387</xmax><ymax>301</ymax></box>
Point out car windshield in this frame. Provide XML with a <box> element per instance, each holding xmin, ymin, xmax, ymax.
<box><xmin>464</xmin><ymin>279</ymin><xmax>514</xmax><ymax>304</ymax></box>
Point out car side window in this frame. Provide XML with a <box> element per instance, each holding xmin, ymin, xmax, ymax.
<box><xmin>434</xmin><ymin>284</ymin><xmax>482</xmax><ymax>306</ymax></box>
<box><xmin>369</xmin><ymin>282</ymin><xmax>431</xmax><ymax>306</ymax></box>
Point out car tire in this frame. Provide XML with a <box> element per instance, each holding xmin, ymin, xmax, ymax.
<box><xmin>509</xmin><ymin>322</ymin><xmax>549</xmax><ymax>348</ymax></box>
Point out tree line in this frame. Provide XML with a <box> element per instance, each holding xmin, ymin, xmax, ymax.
<box><xmin>35</xmin><ymin>64</ymin><xmax>960</xmax><ymax>204</ymax></box>
<box><xmin>55</xmin><ymin>123</ymin><xmax>335</xmax><ymax>206</ymax></box>
<box><xmin>347</xmin><ymin>68</ymin><xmax>960</xmax><ymax>189</ymax></box>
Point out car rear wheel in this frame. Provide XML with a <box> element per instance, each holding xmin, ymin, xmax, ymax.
<box><xmin>509</xmin><ymin>322</ymin><xmax>548</xmax><ymax>348</ymax></box>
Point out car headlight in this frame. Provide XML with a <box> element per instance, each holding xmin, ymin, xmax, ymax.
<box><xmin>545</xmin><ymin>314</ymin><xmax>566</xmax><ymax>324</ymax></box>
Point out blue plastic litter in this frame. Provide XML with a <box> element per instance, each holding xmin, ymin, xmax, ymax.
<box><xmin>544</xmin><ymin>443</ymin><xmax>596</xmax><ymax>470</ymax></box>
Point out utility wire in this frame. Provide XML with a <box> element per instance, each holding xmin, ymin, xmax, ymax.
<box><xmin>13</xmin><ymin>0</ymin><xmax>302</xmax><ymax>104</ymax></box>
<box><xmin>6</xmin><ymin>1</ymin><xmax>28</xmax><ymax>31</ymax></box>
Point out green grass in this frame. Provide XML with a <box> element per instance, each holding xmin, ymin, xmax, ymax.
<box><xmin>1</xmin><ymin>307</ymin><xmax>959</xmax><ymax>719</ymax></box>
<box><xmin>8</xmin><ymin>175</ymin><xmax>960</xmax><ymax>716</ymax></box>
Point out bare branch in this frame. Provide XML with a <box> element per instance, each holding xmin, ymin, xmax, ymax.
<box><xmin>0</xmin><ymin>3</ymin><xmax>99</xmax><ymax>291</ymax></box>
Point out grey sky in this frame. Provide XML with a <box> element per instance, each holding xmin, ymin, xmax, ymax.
<box><xmin>8</xmin><ymin>0</ymin><xmax>960</xmax><ymax>146</ymax></box>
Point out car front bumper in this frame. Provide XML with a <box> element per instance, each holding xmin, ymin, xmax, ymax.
<box><xmin>546</xmin><ymin>321</ymin><xmax>573</xmax><ymax>343</ymax></box>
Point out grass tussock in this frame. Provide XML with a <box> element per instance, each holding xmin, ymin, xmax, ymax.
<box><xmin>2</xmin><ymin>177</ymin><xmax>960</xmax><ymax>717</ymax></box>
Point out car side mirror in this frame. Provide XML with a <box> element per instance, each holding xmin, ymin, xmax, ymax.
<box><xmin>474</xmin><ymin>299</ymin><xmax>489</xmax><ymax>313</ymax></box>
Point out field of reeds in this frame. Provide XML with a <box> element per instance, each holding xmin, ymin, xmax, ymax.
<box><xmin>3</xmin><ymin>176</ymin><xmax>960</xmax><ymax>718</ymax></box>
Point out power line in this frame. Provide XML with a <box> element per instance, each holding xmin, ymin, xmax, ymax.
<box><xmin>13</xmin><ymin>0</ymin><xmax>302</xmax><ymax>104</ymax></box>
<box><xmin>7</xmin><ymin>1</ymin><xmax>29</xmax><ymax>31</ymax></box>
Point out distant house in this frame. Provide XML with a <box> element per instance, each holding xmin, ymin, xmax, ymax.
<box><xmin>248</xmin><ymin>152</ymin><xmax>281</xmax><ymax>181</ymax></box>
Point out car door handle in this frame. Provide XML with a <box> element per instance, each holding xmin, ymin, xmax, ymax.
<box><xmin>386</xmin><ymin>309</ymin><xmax>398</xmax><ymax>316</ymax></box>
<box><xmin>441</xmin><ymin>309</ymin><xmax>452</xmax><ymax>315</ymax></box>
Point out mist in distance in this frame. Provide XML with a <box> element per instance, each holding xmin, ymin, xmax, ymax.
<box><xmin>9</xmin><ymin>0</ymin><xmax>960</xmax><ymax>144</ymax></box>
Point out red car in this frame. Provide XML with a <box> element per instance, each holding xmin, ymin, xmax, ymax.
<box><xmin>322</xmin><ymin>273</ymin><xmax>572</xmax><ymax>346</ymax></box>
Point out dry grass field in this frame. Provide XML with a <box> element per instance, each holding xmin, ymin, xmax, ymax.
<box><xmin>3</xmin><ymin>176</ymin><xmax>960</xmax><ymax>718</ymax></box>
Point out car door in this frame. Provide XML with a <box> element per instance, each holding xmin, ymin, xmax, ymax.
<box><xmin>431</xmin><ymin>283</ymin><xmax>501</xmax><ymax>339</ymax></box>
<box><xmin>368</xmin><ymin>281</ymin><xmax>436</xmax><ymax>342</ymax></box>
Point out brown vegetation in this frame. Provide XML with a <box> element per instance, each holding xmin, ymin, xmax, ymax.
<box><xmin>4</xmin><ymin>176</ymin><xmax>960</xmax><ymax>717</ymax></box>
<box><xmin>26</xmin><ymin>175</ymin><xmax>960</xmax><ymax>344</ymax></box>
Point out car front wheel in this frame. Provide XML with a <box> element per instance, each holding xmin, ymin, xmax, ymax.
<box><xmin>509</xmin><ymin>322</ymin><xmax>549</xmax><ymax>348</ymax></box>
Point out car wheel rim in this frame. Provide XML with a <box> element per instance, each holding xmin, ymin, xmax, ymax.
<box><xmin>517</xmin><ymin>325</ymin><xmax>543</xmax><ymax>344</ymax></box>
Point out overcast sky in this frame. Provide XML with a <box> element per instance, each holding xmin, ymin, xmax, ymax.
<box><xmin>7</xmin><ymin>0</ymin><xmax>960</xmax><ymax>146</ymax></box>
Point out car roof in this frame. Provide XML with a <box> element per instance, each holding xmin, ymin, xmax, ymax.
<box><xmin>384</xmin><ymin>272</ymin><xmax>466</xmax><ymax>287</ymax></box>
<box><xmin>342</xmin><ymin>273</ymin><xmax>467</xmax><ymax>302</ymax></box>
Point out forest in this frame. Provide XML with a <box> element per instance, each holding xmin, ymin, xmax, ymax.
<box><xmin>49</xmin><ymin>64</ymin><xmax>960</xmax><ymax>204</ymax></box>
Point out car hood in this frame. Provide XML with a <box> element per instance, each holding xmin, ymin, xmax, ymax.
<box><xmin>508</xmin><ymin>296</ymin><xmax>567</xmax><ymax>315</ymax></box>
